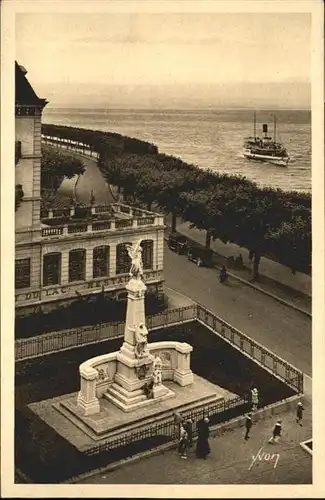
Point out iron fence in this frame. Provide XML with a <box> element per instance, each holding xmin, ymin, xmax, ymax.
<box><xmin>85</xmin><ymin>394</ymin><xmax>248</xmax><ymax>456</ymax></box>
<box><xmin>196</xmin><ymin>304</ymin><xmax>303</xmax><ymax>394</ymax></box>
<box><xmin>15</xmin><ymin>302</ymin><xmax>303</xmax><ymax>394</ymax></box>
<box><xmin>15</xmin><ymin>305</ymin><xmax>197</xmax><ymax>361</ymax></box>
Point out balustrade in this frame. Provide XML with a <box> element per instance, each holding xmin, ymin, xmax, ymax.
<box><xmin>41</xmin><ymin>227</ymin><xmax>64</xmax><ymax>237</ymax></box>
<box><xmin>67</xmin><ymin>223</ymin><xmax>88</xmax><ymax>234</ymax></box>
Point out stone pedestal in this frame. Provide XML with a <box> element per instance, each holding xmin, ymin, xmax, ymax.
<box><xmin>104</xmin><ymin>276</ymin><xmax>174</xmax><ymax>411</ymax></box>
<box><xmin>114</xmin><ymin>277</ymin><xmax>153</xmax><ymax>392</ymax></box>
<box><xmin>77</xmin><ymin>366</ymin><xmax>100</xmax><ymax>416</ymax></box>
<box><xmin>152</xmin><ymin>383</ymin><xmax>169</xmax><ymax>399</ymax></box>
<box><xmin>174</xmin><ymin>343</ymin><xmax>194</xmax><ymax>386</ymax></box>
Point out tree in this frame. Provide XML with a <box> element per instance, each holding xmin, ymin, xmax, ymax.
<box><xmin>267</xmin><ymin>216</ymin><xmax>311</xmax><ymax>274</ymax></box>
<box><xmin>180</xmin><ymin>189</ymin><xmax>218</xmax><ymax>248</ymax></box>
<box><xmin>41</xmin><ymin>146</ymin><xmax>85</xmax><ymax>192</ymax></box>
<box><xmin>42</xmin><ymin>123</ymin><xmax>312</xmax><ymax>277</ymax></box>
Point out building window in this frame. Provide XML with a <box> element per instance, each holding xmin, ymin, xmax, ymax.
<box><xmin>93</xmin><ymin>246</ymin><xmax>109</xmax><ymax>278</ymax></box>
<box><xmin>142</xmin><ymin>240</ymin><xmax>154</xmax><ymax>269</ymax></box>
<box><xmin>43</xmin><ymin>252</ymin><xmax>61</xmax><ymax>286</ymax></box>
<box><xmin>15</xmin><ymin>258</ymin><xmax>30</xmax><ymax>289</ymax></box>
<box><xmin>69</xmin><ymin>249</ymin><xmax>86</xmax><ymax>282</ymax></box>
<box><xmin>116</xmin><ymin>242</ymin><xmax>131</xmax><ymax>275</ymax></box>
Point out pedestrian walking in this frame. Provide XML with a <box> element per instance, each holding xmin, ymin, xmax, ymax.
<box><xmin>178</xmin><ymin>424</ymin><xmax>189</xmax><ymax>459</ymax></box>
<box><xmin>296</xmin><ymin>402</ymin><xmax>304</xmax><ymax>426</ymax></box>
<box><xmin>268</xmin><ymin>419</ymin><xmax>282</xmax><ymax>444</ymax></box>
<box><xmin>219</xmin><ymin>265</ymin><xmax>228</xmax><ymax>283</ymax></box>
<box><xmin>195</xmin><ymin>417</ymin><xmax>211</xmax><ymax>459</ymax></box>
<box><xmin>173</xmin><ymin>410</ymin><xmax>183</xmax><ymax>439</ymax></box>
<box><xmin>251</xmin><ymin>387</ymin><xmax>259</xmax><ymax>411</ymax></box>
<box><xmin>244</xmin><ymin>413</ymin><xmax>252</xmax><ymax>440</ymax></box>
<box><xmin>184</xmin><ymin>418</ymin><xmax>193</xmax><ymax>448</ymax></box>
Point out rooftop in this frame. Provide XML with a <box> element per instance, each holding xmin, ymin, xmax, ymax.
<box><xmin>15</xmin><ymin>61</ymin><xmax>48</xmax><ymax>107</ymax></box>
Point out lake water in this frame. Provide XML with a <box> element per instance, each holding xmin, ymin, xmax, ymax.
<box><xmin>43</xmin><ymin>108</ymin><xmax>311</xmax><ymax>193</ymax></box>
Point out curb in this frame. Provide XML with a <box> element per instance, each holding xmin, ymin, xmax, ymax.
<box><xmin>163</xmin><ymin>236</ymin><xmax>311</xmax><ymax>318</ymax></box>
<box><xmin>216</xmin><ymin>266</ymin><xmax>311</xmax><ymax>318</ymax></box>
<box><xmin>64</xmin><ymin>441</ymin><xmax>175</xmax><ymax>484</ymax></box>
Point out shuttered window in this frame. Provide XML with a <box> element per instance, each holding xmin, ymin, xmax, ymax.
<box><xmin>43</xmin><ymin>253</ymin><xmax>61</xmax><ymax>286</ymax></box>
<box><xmin>15</xmin><ymin>258</ymin><xmax>31</xmax><ymax>289</ymax></box>
<box><xmin>93</xmin><ymin>246</ymin><xmax>109</xmax><ymax>278</ymax></box>
<box><xmin>69</xmin><ymin>249</ymin><xmax>86</xmax><ymax>282</ymax></box>
<box><xmin>116</xmin><ymin>242</ymin><xmax>131</xmax><ymax>275</ymax></box>
<box><xmin>142</xmin><ymin>240</ymin><xmax>154</xmax><ymax>269</ymax></box>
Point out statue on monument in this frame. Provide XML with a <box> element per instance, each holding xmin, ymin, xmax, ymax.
<box><xmin>131</xmin><ymin>322</ymin><xmax>149</xmax><ymax>358</ymax></box>
<box><xmin>153</xmin><ymin>355</ymin><xmax>163</xmax><ymax>386</ymax></box>
<box><xmin>126</xmin><ymin>240</ymin><xmax>144</xmax><ymax>279</ymax></box>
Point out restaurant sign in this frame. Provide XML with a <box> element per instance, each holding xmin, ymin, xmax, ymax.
<box><xmin>15</xmin><ymin>270</ymin><xmax>162</xmax><ymax>306</ymax></box>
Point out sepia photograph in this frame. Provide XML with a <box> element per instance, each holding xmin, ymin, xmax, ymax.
<box><xmin>1</xmin><ymin>0</ymin><xmax>324</xmax><ymax>497</ymax></box>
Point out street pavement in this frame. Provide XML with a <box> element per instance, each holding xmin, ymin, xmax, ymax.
<box><xmin>165</xmin><ymin>215</ymin><xmax>311</xmax><ymax>299</ymax></box>
<box><xmin>57</xmin><ymin>151</ymin><xmax>115</xmax><ymax>205</ymax></box>
<box><xmin>163</xmin><ymin>242</ymin><xmax>311</xmax><ymax>376</ymax></box>
<box><xmin>79</xmin><ymin>398</ymin><xmax>312</xmax><ymax>485</ymax></box>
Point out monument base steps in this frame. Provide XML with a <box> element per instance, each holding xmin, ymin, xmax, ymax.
<box><xmin>103</xmin><ymin>382</ymin><xmax>175</xmax><ymax>412</ymax></box>
<box><xmin>52</xmin><ymin>389</ymin><xmax>223</xmax><ymax>451</ymax></box>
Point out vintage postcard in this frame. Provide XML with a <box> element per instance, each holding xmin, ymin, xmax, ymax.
<box><xmin>1</xmin><ymin>0</ymin><xmax>324</xmax><ymax>497</ymax></box>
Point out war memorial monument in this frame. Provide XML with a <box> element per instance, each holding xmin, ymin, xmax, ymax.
<box><xmin>29</xmin><ymin>240</ymin><xmax>232</xmax><ymax>453</ymax></box>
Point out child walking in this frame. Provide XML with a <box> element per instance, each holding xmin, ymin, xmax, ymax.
<box><xmin>178</xmin><ymin>424</ymin><xmax>189</xmax><ymax>459</ymax></box>
<box><xmin>268</xmin><ymin>419</ymin><xmax>282</xmax><ymax>444</ymax></box>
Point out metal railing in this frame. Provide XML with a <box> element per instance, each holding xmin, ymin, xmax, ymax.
<box><xmin>15</xmin><ymin>302</ymin><xmax>303</xmax><ymax>394</ymax></box>
<box><xmin>196</xmin><ymin>304</ymin><xmax>304</xmax><ymax>394</ymax></box>
<box><xmin>15</xmin><ymin>305</ymin><xmax>197</xmax><ymax>361</ymax></box>
<box><xmin>42</xmin><ymin>135</ymin><xmax>99</xmax><ymax>159</ymax></box>
<box><xmin>85</xmin><ymin>394</ymin><xmax>249</xmax><ymax>456</ymax></box>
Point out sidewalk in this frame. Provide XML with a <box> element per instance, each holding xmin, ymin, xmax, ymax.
<box><xmin>164</xmin><ymin>285</ymin><xmax>195</xmax><ymax>309</ymax></box>
<box><xmin>164</xmin><ymin>216</ymin><xmax>311</xmax><ymax>315</ymax></box>
<box><xmin>79</xmin><ymin>397</ymin><xmax>312</xmax><ymax>485</ymax></box>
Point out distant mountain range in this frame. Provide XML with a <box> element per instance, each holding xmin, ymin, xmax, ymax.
<box><xmin>38</xmin><ymin>81</ymin><xmax>311</xmax><ymax>110</ymax></box>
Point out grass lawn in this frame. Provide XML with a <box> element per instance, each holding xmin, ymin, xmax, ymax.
<box><xmin>15</xmin><ymin>321</ymin><xmax>296</xmax><ymax>483</ymax></box>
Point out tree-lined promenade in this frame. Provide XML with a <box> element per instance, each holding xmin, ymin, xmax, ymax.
<box><xmin>42</xmin><ymin>123</ymin><xmax>311</xmax><ymax>280</ymax></box>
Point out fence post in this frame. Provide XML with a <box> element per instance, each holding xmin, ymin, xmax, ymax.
<box><xmin>272</xmin><ymin>358</ymin><xmax>277</xmax><ymax>374</ymax></box>
<box><xmin>300</xmin><ymin>373</ymin><xmax>304</xmax><ymax>394</ymax></box>
<box><xmin>97</xmin><ymin>323</ymin><xmax>101</xmax><ymax>342</ymax></box>
<box><xmin>180</xmin><ymin>307</ymin><xmax>184</xmax><ymax>322</ymax></box>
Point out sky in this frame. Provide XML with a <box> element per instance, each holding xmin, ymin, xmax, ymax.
<box><xmin>15</xmin><ymin>12</ymin><xmax>311</xmax><ymax>109</ymax></box>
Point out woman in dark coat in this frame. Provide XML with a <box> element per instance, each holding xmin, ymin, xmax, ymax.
<box><xmin>195</xmin><ymin>417</ymin><xmax>211</xmax><ymax>459</ymax></box>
